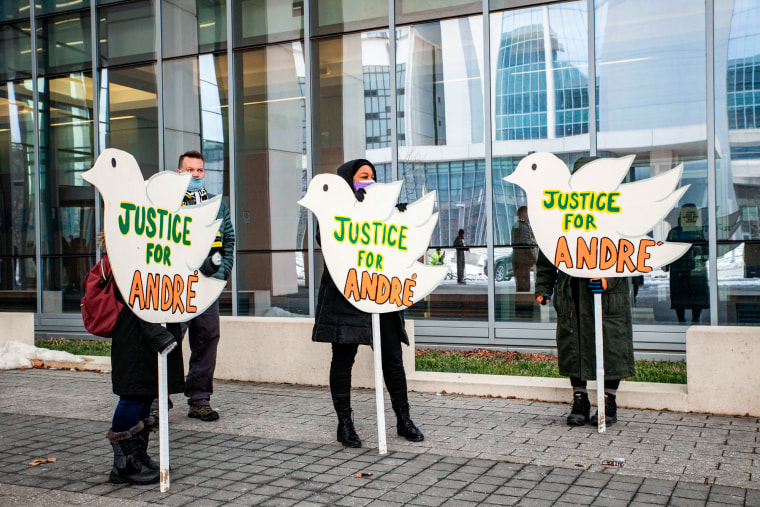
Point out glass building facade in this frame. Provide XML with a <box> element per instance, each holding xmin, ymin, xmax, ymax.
<box><xmin>2</xmin><ymin>0</ymin><xmax>760</xmax><ymax>354</ymax></box>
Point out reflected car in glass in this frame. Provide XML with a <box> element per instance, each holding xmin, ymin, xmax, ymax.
<box><xmin>484</xmin><ymin>252</ymin><xmax>513</xmax><ymax>282</ymax></box>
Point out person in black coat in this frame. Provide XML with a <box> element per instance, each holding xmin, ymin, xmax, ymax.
<box><xmin>312</xmin><ymin>159</ymin><xmax>424</xmax><ymax>448</ymax></box>
<box><xmin>101</xmin><ymin>234</ymin><xmax>185</xmax><ymax>485</ymax></box>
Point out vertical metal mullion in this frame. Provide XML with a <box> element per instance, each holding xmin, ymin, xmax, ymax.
<box><xmin>587</xmin><ymin>0</ymin><xmax>596</xmax><ymax>156</ymax></box>
<box><xmin>227</xmin><ymin>0</ymin><xmax>238</xmax><ymax>315</ymax></box>
<box><xmin>305</xmin><ymin>0</ymin><xmax>316</xmax><ymax>316</ymax></box>
<box><xmin>482</xmin><ymin>0</ymin><xmax>494</xmax><ymax>344</ymax></box>
<box><xmin>31</xmin><ymin>0</ymin><xmax>42</xmax><ymax>313</ymax></box>
<box><xmin>155</xmin><ymin>0</ymin><xmax>164</xmax><ymax>172</ymax></box>
<box><xmin>389</xmin><ymin>0</ymin><xmax>398</xmax><ymax>182</ymax></box>
<box><xmin>91</xmin><ymin>0</ymin><xmax>101</xmax><ymax>261</ymax></box>
<box><xmin>706</xmin><ymin>0</ymin><xmax>717</xmax><ymax>325</ymax></box>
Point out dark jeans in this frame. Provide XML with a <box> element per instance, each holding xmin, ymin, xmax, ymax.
<box><xmin>112</xmin><ymin>396</ymin><xmax>152</xmax><ymax>432</ymax></box>
<box><xmin>168</xmin><ymin>300</ymin><xmax>220</xmax><ymax>407</ymax></box>
<box><xmin>514</xmin><ymin>264</ymin><xmax>531</xmax><ymax>292</ymax></box>
<box><xmin>456</xmin><ymin>252</ymin><xmax>465</xmax><ymax>282</ymax></box>
<box><xmin>330</xmin><ymin>320</ymin><xmax>408</xmax><ymax>410</ymax></box>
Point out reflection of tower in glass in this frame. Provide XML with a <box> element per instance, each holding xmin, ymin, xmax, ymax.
<box><xmin>722</xmin><ymin>0</ymin><xmax>760</xmax><ymax>241</ymax></box>
<box><xmin>494</xmin><ymin>6</ymin><xmax>589</xmax><ymax>141</ymax></box>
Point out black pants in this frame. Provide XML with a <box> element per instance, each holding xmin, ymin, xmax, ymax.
<box><xmin>168</xmin><ymin>300</ymin><xmax>220</xmax><ymax>407</ymax></box>
<box><xmin>330</xmin><ymin>322</ymin><xmax>408</xmax><ymax>411</ymax></box>
<box><xmin>571</xmin><ymin>377</ymin><xmax>620</xmax><ymax>391</ymax></box>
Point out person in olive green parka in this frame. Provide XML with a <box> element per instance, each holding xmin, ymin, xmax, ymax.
<box><xmin>534</xmin><ymin>156</ymin><xmax>635</xmax><ymax>427</ymax></box>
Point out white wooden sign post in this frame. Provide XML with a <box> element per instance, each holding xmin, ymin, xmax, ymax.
<box><xmin>505</xmin><ymin>153</ymin><xmax>691</xmax><ymax>433</ymax></box>
<box><xmin>83</xmin><ymin>148</ymin><xmax>226</xmax><ymax>490</ymax></box>
<box><xmin>299</xmin><ymin>174</ymin><xmax>448</xmax><ymax>454</ymax></box>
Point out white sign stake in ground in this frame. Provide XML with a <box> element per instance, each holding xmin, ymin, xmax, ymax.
<box><xmin>505</xmin><ymin>153</ymin><xmax>691</xmax><ymax>433</ymax></box>
<box><xmin>299</xmin><ymin>175</ymin><xmax>448</xmax><ymax>453</ymax></box>
<box><xmin>83</xmin><ymin>148</ymin><xmax>226</xmax><ymax>491</ymax></box>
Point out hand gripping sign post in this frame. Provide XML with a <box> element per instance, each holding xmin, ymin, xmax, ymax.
<box><xmin>299</xmin><ymin>174</ymin><xmax>448</xmax><ymax>454</ymax></box>
<box><xmin>505</xmin><ymin>153</ymin><xmax>691</xmax><ymax>433</ymax></box>
<box><xmin>83</xmin><ymin>149</ymin><xmax>227</xmax><ymax>491</ymax></box>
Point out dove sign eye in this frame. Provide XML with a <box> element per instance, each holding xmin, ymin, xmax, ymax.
<box><xmin>111</xmin><ymin>158</ymin><xmax>116</xmax><ymax>168</ymax></box>
<box><xmin>323</xmin><ymin>184</ymin><xmax>328</xmax><ymax>191</ymax></box>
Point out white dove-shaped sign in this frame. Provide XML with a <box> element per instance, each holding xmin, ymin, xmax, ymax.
<box><xmin>299</xmin><ymin>175</ymin><xmax>448</xmax><ymax>313</ymax></box>
<box><xmin>83</xmin><ymin>149</ymin><xmax>227</xmax><ymax>323</ymax></box>
<box><xmin>504</xmin><ymin>153</ymin><xmax>691</xmax><ymax>278</ymax></box>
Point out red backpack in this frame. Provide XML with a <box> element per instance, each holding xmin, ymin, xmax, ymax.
<box><xmin>81</xmin><ymin>255</ymin><xmax>124</xmax><ymax>338</ymax></box>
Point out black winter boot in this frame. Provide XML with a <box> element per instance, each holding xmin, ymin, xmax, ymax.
<box><xmin>107</xmin><ymin>423</ymin><xmax>160</xmax><ymax>485</ymax></box>
<box><xmin>392</xmin><ymin>401</ymin><xmax>424</xmax><ymax>442</ymax></box>
<box><xmin>591</xmin><ymin>393</ymin><xmax>618</xmax><ymax>426</ymax></box>
<box><xmin>336</xmin><ymin>408</ymin><xmax>362</xmax><ymax>448</ymax></box>
<box><xmin>567</xmin><ymin>392</ymin><xmax>591</xmax><ymax>426</ymax></box>
<box><xmin>134</xmin><ymin>417</ymin><xmax>159</xmax><ymax>470</ymax></box>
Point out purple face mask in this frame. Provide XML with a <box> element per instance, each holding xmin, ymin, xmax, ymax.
<box><xmin>354</xmin><ymin>180</ymin><xmax>375</xmax><ymax>191</ymax></box>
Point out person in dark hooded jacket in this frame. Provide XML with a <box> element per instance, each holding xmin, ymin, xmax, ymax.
<box><xmin>312</xmin><ymin>159</ymin><xmax>424</xmax><ymax>448</ymax></box>
<box><xmin>534</xmin><ymin>157</ymin><xmax>635</xmax><ymax>427</ymax></box>
<box><xmin>100</xmin><ymin>233</ymin><xmax>186</xmax><ymax>484</ymax></box>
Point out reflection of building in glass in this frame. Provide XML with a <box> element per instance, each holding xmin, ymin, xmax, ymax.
<box><xmin>723</xmin><ymin>0</ymin><xmax>760</xmax><ymax>241</ymax></box>
<box><xmin>495</xmin><ymin>7</ymin><xmax>589</xmax><ymax>141</ymax></box>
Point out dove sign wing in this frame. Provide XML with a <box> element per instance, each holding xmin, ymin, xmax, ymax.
<box><xmin>299</xmin><ymin>174</ymin><xmax>449</xmax><ymax>313</ymax></box>
<box><xmin>504</xmin><ymin>152</ymin><xmax>691</xmax><ymax>278</ymax></box>
<box><xmin>82</xmin><ymin>149</ymin><xmax>226</xmax><ymax>324</ymax></box>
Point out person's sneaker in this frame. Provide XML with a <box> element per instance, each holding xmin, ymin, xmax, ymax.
<box><xmin>590</xmin><ymin>393</ymin><xmax>618</xmax><ymax>426</ymax></box>
<box><xmin>566</xmin><ymin>392</ymin><xmax>590</xmax><ymax>426</ymax></box>
<box><xmin>188</xmin><ymin>405</ymin><xmax>219</xmax><ymax>422</ymax></box>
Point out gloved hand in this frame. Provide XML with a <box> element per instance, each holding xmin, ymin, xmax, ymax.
<box><xmin>199</xmin><ymin>253</ymin><xmax>221</xmax><ymax>277</ymax></box>
<box><xmin>396</xmin><ymin>202</ymin><xmax>408</xmax><ymax>212</ymax></box>
<box><xmin>354</xmin><ymin>188</ymin><xmax>366</xmax><ymax>202</ymax></box>
<box><xmin>536</xmin><ymin>294</ymin><xmax>552</xmax><ymax>305</ymax></box>
<box><xmin>161</xmin><ymin>341</ymin><xmax>177</xmax><ymax>354</ymax></box>
<box><xmin>589</xmin><ymin>278</ymin><xmax>608</xmax><ymax>293</ymax></box>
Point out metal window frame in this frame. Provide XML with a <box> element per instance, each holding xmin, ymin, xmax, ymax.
<box><xmin>31</xmin><ymin>0</ymin><xmax>42</xmax><ymax>313</ymax></box>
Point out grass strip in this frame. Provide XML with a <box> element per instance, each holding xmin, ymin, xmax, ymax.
<box><xmin>415</xmin><ymin>348</ymin><xmax>686</xmax><ymax>384</ymax></box>
<box><xmin>35</xmin><ymin>338</ymin><xmax>111</xmax><ymax>357</ymax></box>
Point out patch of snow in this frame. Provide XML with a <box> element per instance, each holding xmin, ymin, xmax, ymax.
<box><xmin>0</xmin><ymin>341</ymin><xmax>85</xmax><ymax>370</ymax></box>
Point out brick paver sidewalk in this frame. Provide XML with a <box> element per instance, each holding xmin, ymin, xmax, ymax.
<box><xmin>0</xmin><ymin>369</ymin><xmax>758</xmax><ymax>506</ymax></box>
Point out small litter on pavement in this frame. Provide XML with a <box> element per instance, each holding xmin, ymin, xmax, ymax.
<box><xmin>29</xmin><ymin>457</ymin><xmax>56</xmax><ymax>466</ymax></box>
<box><xmin>601</xmin><ymin>458</ymin><xmax>625</xmax><ymax>467</ymax></box>
<box><xmin>356</xmin><ymin>472</ymin><xmax>373</xmax><ymax>478</ymax></box>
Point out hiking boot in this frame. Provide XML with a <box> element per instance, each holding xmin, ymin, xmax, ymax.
<box><xmin>336</xmin><ymin>408</ymin><xmax>362</xmax><ymax>448</ymax></box>
<box><xmin>566</xmin><ymin>392</ymin><xmax>590</xmax><ymax>426</ymax></box>
<box><xmin>590</xmin><ymin>393</ymin><xmax>618</xmax><ymax>426</ymax></box>
<box><xmin>188</xmin><ymin>405</ymin><xmax>219</xmax><ymax>421</ymax></box>
<box><xmin>392</xmin><ymin>401</ymin><xmax>424</xmax><ymax>442</ymax></box>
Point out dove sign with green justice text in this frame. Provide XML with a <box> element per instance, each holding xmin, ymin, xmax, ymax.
<box><xmin>504</xmin><ymin>153</ymin><xmax>691</xmax><ymax>278</ymax></box>
<box><xmin>299</xmin><ymin>175</ymin><xmax>449</xmax><ymax>314</ymax></box>
<box><xmin>82</xmin><ymin>148</ymin><xmax>228</xmax><ymax>324</ymax></box>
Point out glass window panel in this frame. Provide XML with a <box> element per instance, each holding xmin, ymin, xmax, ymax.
<box><xmin>163</xmin><ymin>54</ymin><xmax>229</xmax><ymax>199</ymax></box>
<box><xmin>1</xmin><ymin>2</ymin><xmax>31</xmax><ymax>22</ymax></box>
<box><xmin>38</xmin><ymin>73</ymin><xmax>95</xmax><ymax>313</ymax></box>
<box><xmin>37</xmin><ymin>0</ymin><xmax>89</xmax><ymax>16</ymax></box>
<box><xmin>715</xmin><ymin>0</ymin><xmax>760</xmax><ymax>324</ymax></box>
<box><xmin>237</xmin><ymin>251</ymin><xmax>310</xmax><ymax>317</ymax></box>
<box><xmin>163</xmin><ymin>0</ymin><xmax>226</xmax><ymax>58</ymax></box>
<box><xmin>37</xmin><ymin>10</ymin><xmax>91</xmax><ymax>76</ymax></box>
<box><xmin>490</xmin><ymin>2</ymin><xmax>589</xmax><ymax>323</ymax></box>
<box><xmin>235</xmin><ymin>42</ymin><xmax>306</xmax><ymax>256</ymax></box>
<box><xmin>100</xmin><ymin>64</ymin><xmax>159</xmax><ymax>177</ymax></box>
<box><xmin>0</xmin><ymin>20</ymin><xmax>33</xmax><ymax>82</ymax></box>
<box><xmin>313</xmin><ymin>0</ymin><xmax>387</xmax><ymax>37</ymax></box>
<box><xmin>397</xmin><ymin>0</ymin><xmax>480</xmax><ymax>26</ymax></box>
<box><xmin>597</xmin><ymin>0</ymin><xmax>707</xmax><ymax>326</ymax></box>
<box><xmin>98</xmin><ymin>0</ymin><xmax>155</xmax><ymax>67</ymax></box>
<box><xmin>397</xmin><ymin>16</ymin><xmax>485</xmax><ymax>321</ymax></box>
<box><xmin>0</xmin><ymin>80</ymin><xmax>37</xmax><ymax>311</ymax></box>
<box><xmin>233</xmin><ymin>0</ymin><xmax>303</xmax><ymax>48</ymax></box>
<box><xmin>313</xmin><ymin>30</ymin><xmax>391</xmax><ymax>175</ymax></box>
